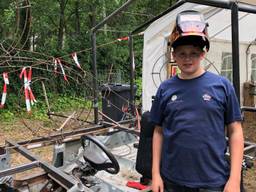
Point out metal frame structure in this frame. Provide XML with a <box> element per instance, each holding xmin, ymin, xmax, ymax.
<box><xmin>1</xmin><ymin>1</ymin><xmax>256</xmax><ymax>191</ymax></box>
<box><xmin>0</xmin><ymin>122</ymin><xmax>254</xmax><ymax>191</ymax></box>
<box><xmin>3</xmin><ymin>140</ymin><xmax>78</xmax><ymax>190</ymax></box>
<box><xmin>90</xmin><ymin>0</ymin><xmax>256</xmax><ymax>123</ymax></box>
<box><xmin>130</xmin><ymin>0</ymin><xmax>256</xmax><ymax>104</ymax></box>
<box><xmin>89</xmin><ymin>0</ymin><xmax>256</xmax><ymax>159</ymax></box>
<box><xmin>0</xmin><ymin>119</ymin><xmax>136</xmax><ymax>191</ymax></box>
<box><xmin>91</xmin><ymin>0</ymin><xmax>136</xmax><ymax>124</ymax></box>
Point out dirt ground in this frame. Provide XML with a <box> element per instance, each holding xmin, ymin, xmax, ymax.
<box><xmin>241</xmin><ymin>113</ymin><xmax>256</xmax><ymax>192</ymax></box>
<box><xmin>0</xmin><ymin>114</ymin><xmax>256</xmax><ymax>191</ymax></box>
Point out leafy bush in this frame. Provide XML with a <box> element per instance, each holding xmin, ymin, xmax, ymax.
<box><xmin>0</xmin><ymin>94</ymin><xmax>91</xmax><ymax>122</ymax></box>
<box><xmin>0</xmin><ymin>110</ymin><xmax>15</xmax><ymax>122</ymax></box>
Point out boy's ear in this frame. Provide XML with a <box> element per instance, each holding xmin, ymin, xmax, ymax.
<box><xmin>200</xmin><ymin>51</ymin><xmax>206</xmax><ymax>58</ymax></box>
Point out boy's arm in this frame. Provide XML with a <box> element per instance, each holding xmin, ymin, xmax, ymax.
<box><xmin>152</xmin><ymin>125</ymin><xmax>164</xmax><ymax>192</ymax></box>
<box><xmin>225</xmin><ymin>121</ymin><xmax>244</xmax><ymax>190</ymax></box>
<box><xmin>152</xmin><ymin>125</ymin><xmax>163</xmax><ymax>176</ymax></box>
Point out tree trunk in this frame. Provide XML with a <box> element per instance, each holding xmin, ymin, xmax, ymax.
<box><xmin>57</xmin><ymin>0</ymin><xmax>66</xmax><ymax>51</ymax></box>
<box><xmin>74</xmin><ymin>0</ymin><xmax>80</xmax><ymax>35</ymax></box>
<box><xmin>88</xmin><ymin>1</ymin><xmax>96</xmax><ymax>29</ymax></box>
<box><xmin>19</xmin><ymin>0</ymin><xmax>31</xmax><ymax>50</ymax></box>
<box><xmin>102</xmin><ymin>0</ymin><xmax>107</xmax><ymax>35</ymax></box>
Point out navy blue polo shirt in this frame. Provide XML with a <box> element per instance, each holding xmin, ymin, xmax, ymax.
<box><xmin>150</xmin><ymin>71</ymin><xmax>241</xmax><ymax>188</ymax></box>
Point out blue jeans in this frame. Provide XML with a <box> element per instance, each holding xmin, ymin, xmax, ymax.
<box><xmin>164</xmin><ymin>180</ymin><xmax>224</xmax><ymax>192</ymax></box>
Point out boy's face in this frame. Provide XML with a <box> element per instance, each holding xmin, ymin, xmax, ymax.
<box><xmin>172</xmin><ymin>45</ymin><xmax>205</xmax><ymax>78</ymax></box>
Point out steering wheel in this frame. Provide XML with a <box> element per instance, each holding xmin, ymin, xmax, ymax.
<box><xmin>81</xmin><ymin>135</ymin><xmax>120</xmax><ymax>174</ymax></box>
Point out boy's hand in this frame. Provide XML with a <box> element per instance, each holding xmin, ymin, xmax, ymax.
<box><xmin>152</xmin><ymin>174</ymin><xmax>164</xmax><ymax>192</ymax></box>
<box><xmin>224</xmin><ymin>178</ymin><xmax>240</xmax><ymax>192</ymax></box>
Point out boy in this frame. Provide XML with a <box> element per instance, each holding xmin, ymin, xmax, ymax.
<box><xmin>150</xmin><ymin>10</ymin><xmax>244</xmax><ymax>192</ymax></box>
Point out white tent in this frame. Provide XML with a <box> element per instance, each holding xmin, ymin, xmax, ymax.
<box><xmin>142</xmin><ymin>1</ymin><xmax>256</xmax><ymax>112</ymax></box>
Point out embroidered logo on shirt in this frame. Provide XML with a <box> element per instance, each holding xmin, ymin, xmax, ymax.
<box><xmin>202</xmin><ymin>94</ymin><xmax>211</xmax><ymax>101</ymax></box>
<box><xmin>171</xmin><ymin>95</ymin><xmax>177</xmax><ymax>101</ymax></box>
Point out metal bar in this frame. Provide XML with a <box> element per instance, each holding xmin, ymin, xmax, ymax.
<box><xmin>132</xmin><ymin>0</ymin><xmax>186</xmax><ymax>34</ymax></box>
<box><xmin>244</xmin><ymin>144</ymin><xmax>256</xmax><ymax>155</ymax></box>
<box><xmin>16</xmin><ymin>124</ymin><xmax>104</xmax><ymax>146</ymax></box>
<box><xmin>129</xmin><ymin>33</ymin><xmax>135</xmax><ymax>115</ymax></box>
<box><xmin>132</xmin><ymin>0</ymin><xmax>256</xmax><ymax>35</ymax></box>
<box><xmin>0</xmin><ymin>161</ymin><xmax>39</xmax><ymax>178</ymax></box>
<box><xmin>47</xmin><ymin>112</ymin><xmax>94</xmax><ymax>124</ymax></box>
<box><xmin>91</xmin><ymin>32</ymin><xmax>99</xmax><ymax>124</ymax></box>
<box><xmin>0</xmin><ymin>120</ymin><xmax>134</xmax><ymax>149</ymax></box>
<box><xmin>102</xmin><ymin>120</ymin><xmax>140</xmax><ymax>136</ymax></box>
<box><xmin>245</xmin><ymin>140</ymin><xmax>256</xmax><ymax>145</ymax></box>
<box><xmin>238</xmin><ymin>2</ymin><xmax>256</xmax><ymax>14</ymax></box>
<box><xmin>241</xmin><ymin>106</ymin><xmax>256</xmax><ymax>112</ymax></box>
<box><xmin>231</xmin><ymin>1</ymin><xmax>240</xmax><ymax>103</ymax></box>
<box><xmin>91</xmin><ymin>0</ymin><xmax>136</xmax><ymax>32</ymax></box>
<box><xmin>6</xmin><ymin>140</ymin><xmax>77</xmax><ymax>189</ymax></box>
<box><xmin>184</xmin><ymin>0</ymin><xmax>256</xmax><ymax>12</ymax></box>
<box><xmin>186</xmin><ymin>0</ymin><xmax>231</xmax><ymax>9</ymax></box>
<box><xmin>25</xmin><ymin>128</ymin><xmax>109</xmax><ymax>150</ymax></box>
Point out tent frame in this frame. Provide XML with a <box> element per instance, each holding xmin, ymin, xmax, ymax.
<box><xmin>91</xmin><ymin>0</ymin><xmax>256</xmax><ymax>123</ymax></box>
<box><xmin>131</xmin><ymin>0</ymin><xmax>256</xmax><ymax>105</ymax></box>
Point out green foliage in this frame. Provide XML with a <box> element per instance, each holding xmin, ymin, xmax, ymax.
<box><xmin>3</xmin><ymin>7</ymin><xmax>15</xmax><ymax>25</ymax></box>
<box><xmin>0</xmin><ymin>110</ymin><xmax>15</xmax><ymax>122</ymax></box>
<box><xmin>50</xmin><ymin>94</ymin><xmax>90</xmax><ymax>112</ymax></box>
<box><xmin>0</xmin><ymin>0</ymin><xmax>177</xmax><ymax>121</ymax></box>
<box><xmin>135</xmin><ymin>76</ymin><xmax>142</xmax><ymax>106</ymax></box>
<box><xmin>135</xmin><ymin>77</ymin><xmax>142</xmax><ymax>97</ymax></box>
<box><xmin>0</xmin><ymin>94</ymin><xmax>91</xmax><ymax>122</ymax></box>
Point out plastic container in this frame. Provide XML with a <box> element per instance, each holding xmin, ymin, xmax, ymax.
<box><xmin>101</xmin><ymin>84</ymin><xmax>136</xmax><ymax>122</ymax></box>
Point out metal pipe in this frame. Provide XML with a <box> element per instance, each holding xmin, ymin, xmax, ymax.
<box><xmin>91</xmin><ymin>32</ymin><xmax>99</xmax><ymax>124</ymax></box>
<box><xmin>187</xmin><ymin>0</ymin><xmax>231</xmax><ymax>9</ymax></box>
<box><xmin>244</xmin><ymin>144</ymin><xmax>256</xmax><ymax>154</ymax></box>
<box><xmin>245</xmin><ymin>39</ymin><xmax>256</xmax><ymax>82</ymax></box>
<box><xmin>0</xmin><ymin>119</ymin><xmax>134</xmax><ymax>149</ymax></box>
<box><xmin>102</xmin><ymin>121</ymin><xmax>140</xmax><ymax>136</ymax></box>
<box><xmin>246</xmin><ymin>44</ymin><xmax>250</xmax><ymax>82</ymax></box>
<box><xmin>15</xmin><ymin>124</ymin><xmax>104</xmax><ymax>147</ymax></box>
<box><xmin>231</xmin><ymin>1</ymin><xmax>240</xmax><ymax>103</ymax></box>
<box><xmin>0</xmin><ymin>161</ymin><xmax>39</xmax><ymax>178</ymax></box>
<box><xmin>6</xmin><ymin>140</ymin><xmax>77</xmax><ymax>189</ymax></box>
<box><xmin>238</xmin><ymin>2</ymin><xmax>256</xmax><ymax>14</ymax></box>
<box><xmin>128</xmin><ymin>33</ymin><xmax>135</xmax><ymax>114</ymax></box>
<box><xmin>91</xmin><ymin>0</ymin><xmax>136</xmax><ymax>32</ymax></box>
<box><xmin>186</xmin><ymin>0</ymin><xmax>256</xmax><ymax>13</ymax></box>
<box><xmin>47</xmin><ymin>112</ymin><xmax>94</xmax><ymax>124</ymax></box>
<box><xmin>132</xmin><ymin>0</ymin><xmax>256</xmax><ymax>35</ymax></box>
<box><xmin>241</xmin><ymin>106</ymin><xmax>256</xmax><ymax>113</ymax></box>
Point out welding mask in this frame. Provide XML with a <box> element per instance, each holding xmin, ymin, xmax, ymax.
<box><xmin>169</xmin><ymin>10</ymin><xmax>210</xmax><ymax>51</ymax></box>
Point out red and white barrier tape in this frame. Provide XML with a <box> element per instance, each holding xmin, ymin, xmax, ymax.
<box><xmin>20</xmin><ymin>67</ymin><xmax>37</xmax><ymax>112</ymax></box>
<box><xmin>27</xmin><ymin>67</ymin><xmax>37</xmax><ymax>105</ymax></box>
<box><xmin>20</xmin><ymin>67</ymin><xmax>31</xmax><ymax>112</ymax></box>
<box><xmin>54</xmin><ymin>58</ymin><xmax>58</xmax><ymax>73</ymax></box>
<box><xmin>117</xmin><ymin>36</ymin><xmax>129</xmax><ymax>41</ymax></box>
<box><xmin>71</xmin><ymin>52</ymin><xmax>81</xmax><ymax>69</ymax></box>
<box><xmin>55</xmin><ymin>58</ymin><xmax>68</xmax><ymax>81</ymax></box>
<box><xmin>3</xmin><ymin>72</ymin><xmax>9</xmax><ymax>85</ymax></box>
<box><xmin>0</xmin><ymin>73</ymin><xmax>9</xmax><ymax>108</ymax></box>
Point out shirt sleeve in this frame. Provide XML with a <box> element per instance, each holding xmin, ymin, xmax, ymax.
<box><xmin>224</xmin><ymin>82</ymin><xmax>242</xmax><ymax>125</ymax></box>
<box><xmin>150</xmin><ymin>86</ymin><xmax>165</xmax><ymax>126</ymax></box>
